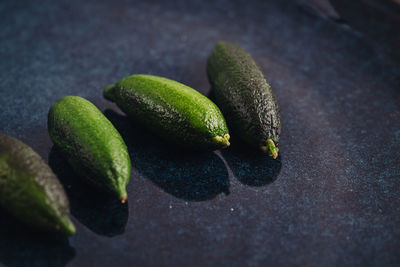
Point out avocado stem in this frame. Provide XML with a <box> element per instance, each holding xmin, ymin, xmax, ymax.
<box><xmin>223</xmin><ymin>134</ymin><xmax>230</xmax><ymax>147</ymax></box>
<box><xmin>103</xmin><ymin>84</ymin><xmax>116</xmax><ymax>102</ymax></box>
<box><xmin>213</xmin><ymin>134</ymin><xmax>230</xmax><ymax>148</ymax></box>
<box><xmin>59</xmin><ymin>216</ymin><xmax>76</xmax><ymax>236</ymax></box>
<box><xmin>266</xmin><ymin>139</ymin><xmax>279</xmax><ymax>159</ymax></box>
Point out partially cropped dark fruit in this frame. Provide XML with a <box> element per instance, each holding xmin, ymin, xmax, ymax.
<box><xmin>103</xmin><ymin>74</ymin><xmax>230</xmax><ymax>151</ymax></box>
<box><xmin>207</xmin><ymin>41</ymin><xmax>281</xmax><ymax>158</ymax></box>
<box><xmin>48</xmin><ymin>96</ymin><xmax>131</xmax><ymax>202</ymax></box>
<box><xmin>0</xmin><ymin>133</ymin><xmax>75</xmax><ymax>235</ymax></box>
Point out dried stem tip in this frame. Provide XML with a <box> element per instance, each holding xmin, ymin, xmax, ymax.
<box><xmin>261</xmin><ymin>139</ymin><xmax>279</xmax><ymax>159</ymax></box>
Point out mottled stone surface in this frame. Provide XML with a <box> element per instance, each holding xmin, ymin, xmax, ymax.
<box><xmin>1</xmin><ymin>0</ymin><xmax>400</xmax><ymax>266</ymax></box>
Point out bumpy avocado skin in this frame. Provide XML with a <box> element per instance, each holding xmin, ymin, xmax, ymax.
<box><xmin>207</xmin><ymin>41</ymin><xmax>281</xmax><ymax>150</ymax></box>
<box><xmin>0</xmin><ymin>133</ymin><xmax>75</xmax><ymax>236</ymax></box>
<box><xmin>48</xmin><ymin>96</ymin><xmax>131</xmax><ymax>201</ymax></box>
<box><xmin>103</xmin><ymin>74</ymin><xmax>230</xmax><ymax>151</ymax></box>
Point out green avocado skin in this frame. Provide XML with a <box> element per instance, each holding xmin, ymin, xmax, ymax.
<box><xmin>103</xmin><ymin>74</ymin><xmax>230</xmax><ymax>151</ymax></box>
<box><xmin>207</xmin><ymin>41</ymin><xmax>281</xmax><ymax>149</ymax></box>
<box><xmin>48</xmin><ymin>96</ymin><xmax>131</xmax><ymax>201</ymax></box>
<box><xmin>0</xmin><ymin>133</ymin><xmax>75</xmax><ymax>236</ymax></box>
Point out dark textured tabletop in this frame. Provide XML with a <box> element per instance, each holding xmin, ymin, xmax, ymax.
<box><xmin>1</xmin><ymin>0</ymin><xmax>400</xmax><ymax>266</ymax></box>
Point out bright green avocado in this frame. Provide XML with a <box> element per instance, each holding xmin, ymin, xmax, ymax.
<box><xmin>103</xmin><ymin>74</ymin><xmax>230</xmax><ymax>151</ymax></box>
<box><xmin>207</xmin><ymin>41</ymin><xmax>282</xmax><ymax>158</ymax></box>
<box><xmin>0</xmin><ymin>133</ymin><xmax>75</xmax><ymax>236</ymax></box>
<box><xmin>48</xmin><ymin>96</ymin><xmax>131</xmax><ymax>202</ymax></box>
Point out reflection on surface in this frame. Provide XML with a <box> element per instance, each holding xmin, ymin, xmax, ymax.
<box><xmin>104</xmin><ymin>110</ymin><xmax>230</xmax><ymax>201</ymax></box>
<box><xmin>48</xmin><ymin>147</ymin><xmax>129</xmax><ymax>237</ymax></box>
<box><xmin>0</xmin><ymin>209</ymin><xmax>75</xmax><ymax>267</ymax></box>
<box><xmin>221</xmin><ymin>137</ymin><xmax>282</xmax><ymax>186</ymax></box>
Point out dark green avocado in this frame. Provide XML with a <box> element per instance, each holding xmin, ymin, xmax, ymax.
<box><xmin>103</xmin><ymin>74</ymin><xmax>230</xmax><ymax>151</ymax></box>
<box><xmin>207</xmin><ymin>41</ymin><xmax>282</xmax><ymax>158</ymax></box>
<box><xmin>48</xmin><ymin>96</ymin><xmax>131</xmax><ymax>202</ymax></box>
<box><xmin>0</xmin><ymin>133</ymin><xmax>75</xmax><ymax>235</ymax></box>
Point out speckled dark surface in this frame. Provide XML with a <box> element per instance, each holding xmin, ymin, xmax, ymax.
<box><xmin>1</xmin><ymin>0</ymin><xmax>400</xmax><ymax>266</ymax></box>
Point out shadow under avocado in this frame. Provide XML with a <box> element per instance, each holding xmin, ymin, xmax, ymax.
<box><xmin>0</xmin><ymin>208</ymin><xmax>75</xmax><ymax>267</ymax></box>
<box><xmin>104</xmin><ymin>109</ymin><xmax>230</xmax><ymax>202</ymax></box>
<box><xmin>48</xmin><ymin>147</ymin><xmax>129</xmax><ymax>237</ymax></box>
<box><xmin>221</xmin><ymin>136</ymin><xmax>282</xmax><ymax>187</ymax></box>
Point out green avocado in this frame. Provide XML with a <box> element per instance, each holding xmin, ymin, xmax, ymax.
<box><xmin>0</xmin><ymin>133</ymin><xmax>75</xmax><ymax>235</ymax></box>
<box><xmin>48</xmin><ymin>96</ymin><xmax>131</xmax><ymax>202</ymax></box>
<box><xmin>104</xmin><ymin>74</ymin><xmax>230</xmax><ymax>151</ymax></box>
<box><xmin>207</xmin><ymin>41</ymin><xmax>282</xmax><ymax>158</ymax></box>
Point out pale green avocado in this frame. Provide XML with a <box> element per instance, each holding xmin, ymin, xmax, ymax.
<box><xmin>48</xmin><ymin>96</ymin><xmax>131</xmax><ymax>202</ymax></box>
<box><xmin>104</xmin><ymin>74</ymin><xmax>230</xmax><ymax>151</ymax></box>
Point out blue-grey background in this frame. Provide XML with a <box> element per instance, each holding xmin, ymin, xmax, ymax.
<box><xmin>1</xmin><ymin>0</ymin><xmax>400</xmax><ymax>266</ymax></box>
